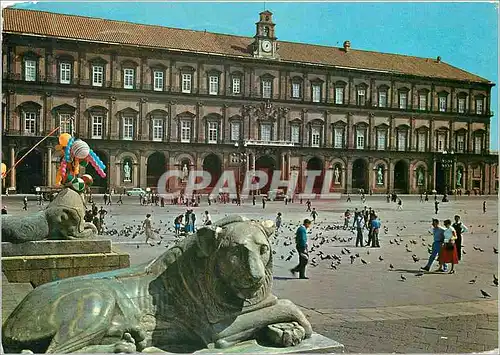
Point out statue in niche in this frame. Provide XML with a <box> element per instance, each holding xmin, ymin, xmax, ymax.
<box><xmin>456</xmin><ymin>169</ymin><xmax>462</xmax><ymax>187</ymax></box>
<box><xmin>182</xmin><ymin>163</ymin><xmax>189</xmax><ymax>182</ymax></box>
<box><xmin>123</xmin><ymin>161</ymin><xmax>132</xmax><ymax>182</ymax></box>
<box><xmin>377</xmin><ymin>166</ymin><xmax>384</xmax><ymax>185</ymax></box>
<box><xmin>334</xmin><ymin>166</ymin><xmax>341</xmax><ymax>184</ymax></box>
<box><xmin>417</xmin><ymin>169</ymin><xmax>425</xmax><ymax>186</ymax></box>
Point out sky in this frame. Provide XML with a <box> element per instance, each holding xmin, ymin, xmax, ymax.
<box><xmin>9</xmin><ymin>1</ymin><xmax>499</xmax><ymax>150</ymax></box>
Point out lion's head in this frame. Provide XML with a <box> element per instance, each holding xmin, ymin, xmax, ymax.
<box><xmin>195</xmin><ymin>216</ymin><xmax>275</xmax><ymax>304</ymax></box>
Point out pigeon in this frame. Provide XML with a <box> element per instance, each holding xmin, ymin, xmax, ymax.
<box><xmin>361</xmin><ymin>259</ymin><xmax>368</xmax><ymax>265</ymax></box>
<box><xmin>350</xmin><ymin>255</ymin><xmax>356</xmax><ymax>264</ymax></box>
<box><xmin>469</xmin><ymin>276</ymin><xmax>477</xmax><ymax>284</ymax></box>
<box><xmin>400</xmin><ymin>274</ymin><xmax>406</xmax><ymax>281</ymax></box>
<box><xmin>480</xmin><ymin>290</ymin><xmax>491</xmax><ymax>298</ymax></box>
<box><xmin>389</xmin><ymin>263</ymin><xmax>394</xmax><ymax>270</ymax></box>
<box><xmin>412</xmin><ymin>255</ymin><xmax>420</xmax><ymax>263</ymax></box>
<box><xmin>494</xmin><ymin>247</ymin><xmax>498</xmax><ymax>254</ymax></box>
<box><xmin>286</xmin><ymin>255</ymin><xmax>292</xmax><ymax>261</ymax></box>
<box><xmin>378</xmin><ymin>256</ymin><xmax>384</xmax><ymax>261</ymax></box>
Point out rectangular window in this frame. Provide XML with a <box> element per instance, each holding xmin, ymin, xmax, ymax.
<box><xmin>458</xmin><ymin>98</ymin><xmax>466</xmax><ymax>113</ymax></box>
<box><xmin>378</xmin><ymin>91</ymin><xmax>387</xmax><ymax>108</ymax></box>
<box><xmin>419</xmin><ymin>94</ymin><xmax>427</xmax><ymax>111</ymax></box>
<box><xmin>474</xmin><ymin>136</ymin><xmax>482</xmax><ymax>154</ymax></box>
<box><xmin>232</xmin><ymin>77</ymin><xmax>241</xmax><ymax>94</ymax></box>
<box><xmin>209</xmin><ymin>76</ymin><xmax>219</xmax><ymax>95</ymax></box>
<box><xmin>335</xmin><ymin>87</ymin><xmax>344</xmax><ymax>105</ymax></box>
<box><xmin>311</xmin><ymin>126</ymin><xmax>321</xmax><ymax>147</ymax></box>
<box><xmin>123</xmin><ymin>117</ymin><xmax>134</xmax><ymax>140</ymax></box>
<box><xmin>399</xmin><ymin>92</ymin><xmax>407</xmax><ymax>109</ymax></box>
<box><xmin>153</xmin><ymin>71</ymin><xmax>164</xmax><ymax>91</ymax></box>
<box><xmin>230</xmin><ymin>121</ymin><xmax>241</xmax><ymax>141</ymax></box>
<box><xmin>291</xmin><ymin>125</ymin><xmax>300</xmax><ymax>143</ymax></box>
<box><xmin>60</xmin><ymin>62</ymin><xmax>71</xmax><ymax>84</ymax></box>
<box><xmin>59</xmin><ymin>113</ymin><xmax>72</xmax><ymax>134</ymax></box>
<box><xmin>123</xmin><ymin>69</ymin><xmax>134</xmax><ymax>89</ymax></box>
<box><xmin>437</xmin><ymin>133</ymin><xmax>445</xmax><ymax>152</ymax></box>
<box><xmin>25</xmin><ymin>60</ymin><xmax>36</xmax><ymax>82</ymax></box>
<box><xmin>457</xmin><ymin>135</ymin><xmax>465</xmax><ymax>153</ymax></box>
<box><xmin>292</xmin><ymin>83</ymin><xmax>301</xmax><ymax>98</ymax></box>
<box><xmin>356</xmin><ymin>129</ymin><xmax>365</xmax><ymax>149</ymax></box>
<box><xmin>92</xmin><ymin>65</ymin><xmax>103</xmax><ymax>87</ymax></box>
<box><xmin>181</xmin><ymin>120</ymin><xmax>191</xmax><ymax>142</ymax></box>
<box><xmin>312</xmin><ymin>84</ymin><xmax>321</xmax><ymax>103</ymax></box>
<box><xmin>208</xmin><ymin>122</ymin><xmax>218</xmax><ymax>143</ymax></box>
<box><xmin>357</xmin><ymin>89</ymin><xmax>366</xmax><ymax>106</ymax></box>
<box><xmin>182</xmin><ymin>73</ymin><xmax>192</xmax><ymax>93</ymax></box>
<box><xmin>92</xmin><ymin>115</ymin><xmax>103</xmax><ymax>139</ymax></box>
<box><xmin>377</xmin><ymin>130</ymin><xmax>386</xmax><ymax>150</ymax></box>
<box><xmin>262</xmin><ymin>80</ymin><xmax>272</xmax><ymax>99</ymax></box>
<box><xmin>334</xmin><ymin>127</ymin><xmax>344</xmax><ymax>148</ymax></box>
<box><xmin>260</xmin><ymin>123</ymin><xmax>272</xmax><ymax>141</ymax></box>
<box><xmin>439</xmin><ymin>96</ymin><xmax>447</xmax><ymax>112</ymax></box>
<box><xmin>397</xmin><ymin>130</ymin><xmax>407</xmax><ymax>151</ymax></box>
<box><xmin>152</xmin><ymin>118</ymin><xmax>163</xmax><ymax>141</ymax></box>
<box><xmin>418</xmin><ymin>132</ymin><xmax>426</xmax><ymax>152</ymax></box>
<box><xmin>476</xmin><ymin>99</ymin><xmax>484</xmax><ymax>115</ymax></box>
<box><xmin>24</xmin><ymin>112</ymin><xmax>36</xmax><ymax>135</ymax></box>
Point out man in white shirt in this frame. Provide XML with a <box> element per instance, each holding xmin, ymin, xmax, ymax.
<box><xmin>203</xmin><ymin>211</ymin><xmax>212</xmax><ymax>225</ymax></box>
<box><xmin>452</xmin><ymin>215</ymin><xmax>468</xmax><ymax>261</ymax></box>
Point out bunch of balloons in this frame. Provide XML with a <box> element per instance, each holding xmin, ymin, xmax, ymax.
<box><xmin>55</xmin><ymin>133</ymin><xmax>106</xmax><ymax>192</ymax></box>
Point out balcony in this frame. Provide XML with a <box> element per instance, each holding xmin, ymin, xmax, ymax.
<box><xmin>243</xmin><ymin>139</ymin><xmax>299</xmax><ymax>147</ymax></box>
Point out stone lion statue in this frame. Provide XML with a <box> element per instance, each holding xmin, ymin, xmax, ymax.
<box><xmin>2</xmin><ymin>216</ymin><xmax>312</xmax><ymax>353</ymax></box>
<box><xmin>2</xmin><ymin>188</ymin><xmax>97</xmax><ymax>243</ymax></box>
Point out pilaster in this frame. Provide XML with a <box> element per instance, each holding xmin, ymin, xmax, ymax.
<box><xmin>347</xmin><ymin>112</ymin><xmax>353</xmax><ymax>149</ymax></box>
<box><xmin>346</xmin><ymin>157</ymin><xmax>353</xmax><ymax>193</ymax></box>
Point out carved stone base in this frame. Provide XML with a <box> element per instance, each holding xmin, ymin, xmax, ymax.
<box><xmin>1</xmin><ymin>240</ymin><xmax>130</xmax><ymax>287</ymax></box>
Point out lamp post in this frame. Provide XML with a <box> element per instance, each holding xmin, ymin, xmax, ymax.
<box><xmin>440</xmin><ymin>150</ymin><xmax>455</xmax><ymax>194</ymax></box>
<box><xmin>231</xmin><ymin>141</ymin><xmax>248</xmax><ymax>199</ymax></box>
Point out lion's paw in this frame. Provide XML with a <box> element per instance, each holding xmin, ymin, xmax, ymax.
<box><xmin>264</xmin><ymin>322</ymin><xmax>306</xmax><ymax>347</ymax></box>
<box><xmin>112</xmin><ymin>333</ymin><xmax>137</xmax><ymax>353</ymax></box>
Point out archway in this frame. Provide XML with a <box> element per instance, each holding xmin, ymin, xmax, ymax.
<box><xmin>306</xmin><ymin>157</ymin><xmax>324</xmax><ymax>193</ymax></box>
<box><xmin>255</xmin><ymin>155</ymin><xmax>276</xmax><ymax>194</ymax></box>
<box><xmin>352</xmin><ymin>159</ymin><xmax>368</xmax><ymax>192</ymax></box>
<box><xmin>435</xmin><ymin>162</ymin><xmax>445</xmax><ymax>194</ymax></box>
<box><xmin>147</xmin><ymin>152</ymin><xmax>166</xmax><ymax>188</ymax></box>
<box><xmin>16</xmin><ymin>149</ymin><xmax>43</xmax><ymax>193</ymax></box>
<box><xmin>85</xmin><ymin>150</ymin><xmax>108</xmax><ymax>193</ymax></box>
<box><xmin>203</xmin><ymin>154</ymin><xmax>222</xmax><ymax>190</ymax></box>
<box><xmin>393</xmin><ymin>160</ymin><xmax>409</xmax><ymax>193</ymax></box>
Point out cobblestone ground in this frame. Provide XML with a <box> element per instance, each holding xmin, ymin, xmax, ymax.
<box><xmin>3</xmin><ymin>194</ymin><xmax>498</xmax><ymax>353</ymax></box>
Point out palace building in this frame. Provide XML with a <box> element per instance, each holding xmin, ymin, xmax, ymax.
<box><xmin>2</xmin><ymin>8</ymin><xmax>498</xmax><ymax>194</ymax></box>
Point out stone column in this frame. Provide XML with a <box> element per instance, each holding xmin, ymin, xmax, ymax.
<box><xmin>433</xmin><ymin>159</ymin><xmax>437</xmax><ymax>191</ymax></box>
<box><xmin>281</xmin><ymin>153</ymin><xmax>286</xmax><ymax>180</ymax></box>
<box><xmin>9</xmin><ymin>145</ymin><xmax>16</xmax><ymax>189</ymax></box>
<box><xmin>429</xmin><ymin>118</ymin><xmax>435</xmax><ymax>152</ymax></box>
<box><xmin>347</xmin><ymin>113</ymin><xmax>353</xmax><ymax>149</ymax></box>
<box><xmin>348</xmin><ymin>77</ymin><xmax>355</xmax><ymax>105</ymax></box>
<box><xmin>409</xmin><ymin>117</ymin><xmax>415</xmax><ymax>151</ymax></box>
<box><xmin>467</xmin><ymin>120</ymin><xmax>472</xmax><ymax>153</ymax></box>
<box><xmin>368</xmin><ymin>113</ymin><xmax>374</xmax><ymax>149</ymax></box>
<box><xmin>388</xmin><ymin>160</ymin><xmax>394</xmax><ymax>193</ymax></box>
<box><xmin>346</xmin><ymin>157</ymin><xmax>353</xmax><ymax>193</ymax></box>
<box><xmin>47</xmin><ymin>146</ymin><xmax>52</xmax><ymax>186</ymax></box>
<box><xmin>448</xmin><ymin>120</ymin><xmax>454</xmax><ymax>151</ymax></box>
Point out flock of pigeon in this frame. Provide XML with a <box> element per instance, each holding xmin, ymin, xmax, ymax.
<box><xmin>99</xmin><ymin>211</ymin><xmax>497</xmax><ymax>299</ymax></box>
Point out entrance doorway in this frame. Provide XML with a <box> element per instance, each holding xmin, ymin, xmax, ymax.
<box><xmin>352</xmin><ymin>159</ymin><xmax>368</xmax><ymax>192</ymax></box>
<box><xmin>393</xmin><ymin>160</ymin><xmax>409</xmax><ymax>193</ymax></box>
<box><xmin>16</xmin><ymin>149</ymin><xmax>43</xmax><ymax>193</ymax></box>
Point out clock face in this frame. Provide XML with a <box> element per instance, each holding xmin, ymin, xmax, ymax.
<box><xmin>261</xmin><ymin>40</ymin><xmax>272</xmax><ymax>53</ymax></box>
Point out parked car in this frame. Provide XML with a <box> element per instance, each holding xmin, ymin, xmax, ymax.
<box><xmin>126</xmin><ymin>187</ymin><xmax>146</xmax><ymax>197</ymax></box>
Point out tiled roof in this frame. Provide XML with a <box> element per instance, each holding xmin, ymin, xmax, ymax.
<box><xmin>2</xmin><ymin>8</ymin><xmax>492</xmax><ymax>84</ymax></box>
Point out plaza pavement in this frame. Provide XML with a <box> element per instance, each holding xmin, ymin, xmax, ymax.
<box><xmin>2</xmin><ymin>194</ymin><xmax>498</xmax><ymax>353</ymax></box>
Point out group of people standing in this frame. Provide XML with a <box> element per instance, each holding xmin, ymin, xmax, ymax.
<box><xmin>421</xmin><ymin>215</ymin><xmax>468</xmax><ymax>273</ymax></box>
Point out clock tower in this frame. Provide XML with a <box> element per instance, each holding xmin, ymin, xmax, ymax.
<box><xmin>252</xmin><ymin>10</ymin><xmax>279</xmax><ymax>59</ymax></box>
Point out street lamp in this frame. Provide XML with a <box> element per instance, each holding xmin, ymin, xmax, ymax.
<box><xmin>441</xmin><ymin>150</ymin><xmax>455</xmax><ymax>194</ymax></box>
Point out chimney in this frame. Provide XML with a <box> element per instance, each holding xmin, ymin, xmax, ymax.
<box><xmin>343</xmin><ymin>40</ymin><xmax>351</xmax><ymax>52</ymax></box>
<box><xmin>436</xmin><ymin>56</ymin><xmax>441</xmax><ymax>63</ymax></box>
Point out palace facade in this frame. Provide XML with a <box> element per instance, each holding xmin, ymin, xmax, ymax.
<box><xmin>2</xmin><ymin>8</ymin><xmax>498</xmax><ymax>194</ymax></box>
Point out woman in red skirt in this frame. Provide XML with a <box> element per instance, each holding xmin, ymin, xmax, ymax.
<box><xmin>439</xmin><ymin>219</ymin><xmax>459</xmax><ymax>273</ymax></box>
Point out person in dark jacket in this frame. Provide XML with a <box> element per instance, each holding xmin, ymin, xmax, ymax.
<box><xmin>290</xmin><ymin>219</ymin><xmax>312</xmax><ymax>279</ymax></box>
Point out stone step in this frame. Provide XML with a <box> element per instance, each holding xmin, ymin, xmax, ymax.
<box><xmin>1</xmin><ymin>239</ymin><xmax>112</xmax><ymax>256</ymax></box>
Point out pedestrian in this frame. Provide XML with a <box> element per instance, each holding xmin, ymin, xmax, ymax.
<box><xmin>23</xmin><ymin>196</ymin><xmax>28</xmax><ymax>211</ymax></box>
<box><xmin>452</xmin><ymin>215</ymin><xmax>468</xmax><ymax>262</ymax></box>
<box><xmin>353</xmin><ymin>212</ymin><xmax>364</xmax><ymax>247</ymax></box>
<box><xmin>103</xmin><ymin>193</ymin><xmax>108</xmax><ymax>205</ymax></box>
<box><xmin>425</xmin><ymin>192</ymin><xmax>429</xmax><ymax>202</ymax></box>
<box><xmin>107</xmin><ymin>192</ymin><xmax>113</xmax><ymax>205</ymax></box>
<box><xmin>421</xmin><ymin>219</ymin><xmax>445</xmax><ymax>272</ymax></box>
<box><xmin>174</xmin><ymin>215</ymin><xmax>183</xmax><ymax>236</ymax></box>
<box><xmin>203</xmin><ymin>210</ymin><xmax>212</xmax><ymax>225</ymax></box>
<box><xmin>420</xmin><ymin>193</ymin><xmax>423</xmax><ymax>203</ymax></box>
<box><xmin>386</xmin><ymin>194</ymin><xmax>390</xmax><ymax>203</ymax></box>
<box><xmin>37</xmin><ymin>194</ymin><xmax>43</xmax><ymax>206</ymax></box>
<box><xmin>160</xmin><ymin>197</ymin><xmax>165</xmax><ymax>207</ymax></box>
<box><xmin>397</xmin><ymin>198</ymin><xmax>403</xmax><ymax>210</ymax></box>
<box><xmin>343</xmin><ymin>209</ymin><xmax>351</xmax><ymax>230</ymax></box>
<box><xmin>184</xmin><ymin>210</ymin><xmax>191</xmax><ymax>234</ymax></box>
<box><xmin>275</xmin><ymin>212</ymin><xmax>282</xmax><ymax>234</ymax></box>
<box><xmin>290</xmin><ymin>219</ymin><xmax>312</xmax><ymax>279</ymax></box>
<box><xmin>92</xmin><ymin>202</ymin><xmax>98</xmax><ymax>217</ymax></box>
<box><xmin>370</xmin><ymin>214</ymin><xmax>381</xmax><ymax>248</ymax></box>
<box><xmin>439</xmin><ymin>219</ymin><xmax>458</xmax><ymax>274</ymax></box>
<box><xmin>483</xmin><ymin>200</ymin><xmax>486</xmax><ymax>213</ymax></box>
<box><xmin>305</xmin><ymin>199</ymin><xmax>311</xmax><ymax>212</ymax></box>
<box><xmin>310</xmin><ymin>208</ymin><xmax>318</xmax><ymax>223</ymax></box>
<box><xmin>143</xmin><ymin>214</ymin><xmax>156</xmax><ymax>246</ymax></box>
<box><xmin>117</xmin><ymin>194</ymin><xmax>124</xmax><ymax>205</ymax></box>
<box><xmin>208</xmin><ymin>195</ymin><xmax>212</xmax><ymax>206</ymax></box>
<box><xmin>2</xmin><ymin>205</ymin><xmax>7</xmax><ymax>214</ymax></box>
<box><xmin>98</xmin><ymin>206</ymin><xmax>107</xmax><ymax>233</ymax></box>
<box><xmin>252</xmin><ymin>195</ymin><xmax>256</xmax><ymax>206</ymax></box>
<box><xmin>346</xmin><ymin>194</ymin><xmax>351</xmax><ymax>202</ymax></box>
<box><xmin>434</xmin><ymin>200</ymin><xmax>439</xmax><ymax>214</ymax></box>
<box><xmin>190</xmin><ymin>210</ymin><xmax>197</xmax><ymax>232</ymax></box>
<box><xmin>262</xmin><ymin>197</ymin><xmax>266</xmax><ymax>209</ymax></box>
<box><xmin>84</xmin><ymin>209</ymin><xmax>93</xmax><ymax>223</ymax></box>
<box><xmin>284</xmin><ymin>196</ymin><xmax>288</xmax><ymax>205</ymax></box>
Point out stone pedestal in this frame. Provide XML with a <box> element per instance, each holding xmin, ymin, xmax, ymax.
<box><xmin>1</xmin><ymin>240</ymin><xmax>130</xmax><ymax>287</ymax></box>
